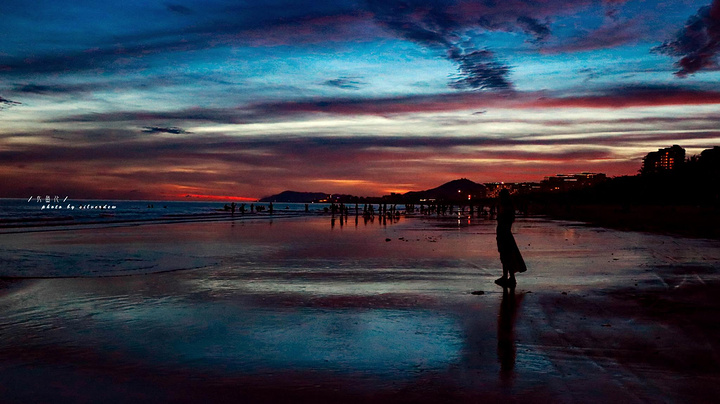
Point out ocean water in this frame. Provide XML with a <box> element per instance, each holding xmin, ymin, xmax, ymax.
<box><xmin>0</xmin><ymin>198</ymin><xmax>346</xmax><ymax>230</ymax></box>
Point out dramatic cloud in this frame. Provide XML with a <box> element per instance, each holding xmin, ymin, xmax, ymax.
<box><xmin>364</xmin><ymin>0</ymin><xmax>636</xmax><ymax>89</ymax></box>
<box><xmin>366</xmin><ymin>0</ymin><xmax>618</xmax><ymax>43</ymax></box>
<box><xmin>0</xmin><ymin>0</ymin><xmax>636</xmax><ymax>84</ymax></box>
<box><xmin>654</xmin><ymin>0</ymin><xmax>720</xmax><ymax>76</ymax></box>
<box><xmin>0</xmin><ymin>5</ymin><xmax>373</xmax><ymax>76</ymax></box>
<box><xmin>3</xmin><ymin>125</ymin><xmax>716</xmax><ymax>199</ymax></box>
<box><xmin>47</xmin><ymin>92</ymin><xmax>515</xmax><ymax>125</ymax></box>
<box><xmin>47</xmin><ymin>86</ymin><xmax>720</xmax><ymax>127</ymax></box>
<box><xmin>366</xmin><ymin>0</ymin><xmax>512</xmax><ymax>90</ymax></box>
<box><xmin>1</xmin><ymin>1</ymin><xmax>717</xmax><ymax>200</ymax></box>
<box><xmin>236</xmin><ymin>86</ymin><xmax>720</xmax><ymax>117</ymax></box>
<box><xmin>3</xmin><ymin>130</ymin><xmax>717</xmax><ymax>167</ymax></box>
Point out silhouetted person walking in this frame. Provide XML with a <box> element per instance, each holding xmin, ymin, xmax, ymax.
<box><xmin>495</xmin><ymin>189</ymin><xmax>526</xmax><ymax>287</ymax></box>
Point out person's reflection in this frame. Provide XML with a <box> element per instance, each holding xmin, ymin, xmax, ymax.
<box><xmin>498</xmin><ymin>285</ymin><xmax>523</xmax><ymax>384</ymax></box>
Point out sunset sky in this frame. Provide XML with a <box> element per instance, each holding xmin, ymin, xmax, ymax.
<box><xmin>2</xmin><ymin>0</ymin><xmax>720</xmax><ymax>200</ymax></box>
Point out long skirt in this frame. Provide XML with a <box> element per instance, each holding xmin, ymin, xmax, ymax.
<box><xmin>497</xmin><ymin>230</ymin><xmax>527</xmax><ymax>274</ymax></box>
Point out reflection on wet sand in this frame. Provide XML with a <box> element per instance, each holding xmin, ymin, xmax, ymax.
<box><xmin>1</xmin><ymin>215</ymin><xmax>720</xmax><ymax>402</ymax></box>
<box><xmin>497</xmin><ymin>286</ymin><xmax>524</xmax><ymax>385</ymax></box>
<box><xmin>333</xmin><ymin>209</ymin><xmax>402</xmax><ymax>229</ymax></box>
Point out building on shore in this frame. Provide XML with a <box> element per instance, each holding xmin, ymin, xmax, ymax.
<box><xmin>641</xmin><ymin>145</ymin><xmax>685</xmax><ymax>174</ymax></box>
<box><xmin>540</xmin><ymin>172</ymin><xmax>607</xmax><ymax>192</ymax></box>
<box><xmin>484</xmin><ymin>182</ymin><xmax>541</xmax><ymax>198</ymax></box>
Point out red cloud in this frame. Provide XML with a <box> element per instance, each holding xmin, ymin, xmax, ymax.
<box><xmin>524</xmin><ymin>88</ymin><xmax>720</xmax><ymax>108</ymax></box>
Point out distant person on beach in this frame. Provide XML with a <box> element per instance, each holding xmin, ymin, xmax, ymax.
<box><xmin>495</xmin><ymin>189</ymin><xmax>527</xmax><ymax>287</ymax></box>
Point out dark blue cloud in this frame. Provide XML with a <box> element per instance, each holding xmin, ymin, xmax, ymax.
<box><xmin>49</xmin><ymin>108</ymin><xmax>254</xmax><ymax>125</ymax></box>
<box><xmin>0</xmin><ymin>0</ymin><xmax>628</xmax><ymax>88</ymax></box>
<box><xmin>165</xmin><ymin>3</ymin><xmax>194</xmax><ymax>15</ymax></box>
<box><xmin>322</xmin><ymin>77</ymin><xmax>367</xmax><ymax>90</ymax></box>
<box><xmin>362</xmin><ymin>0</ymin><xmax>631</xmax><ymax>90</ymax></box>
<box><xmin>365</xmin><ymin>0</ymin><xmax>512</xmax><ymax>90</ymax></box>
<box><xmin>0</xmin><ymin>96</ymin><xmax>21</xmax><ymax>110</ymax></box>
<box><xmin>142</xmin><ymin>126</ymin><xmax>190</xmax><ymax>134</ymax></box>
<box><xmin>10</xmin><ymin>73</ymin><xmax>234</xmax><ymax>96</ymax></box>
<box><xmin>11</xmin><ymin>83</ymin><xmax>103</xmax><ymax>95</ymax></box>
<box><xmin>542</xmin><ymin>20</ymin><xmax>641</xmax><ymax>54</ymax></box>
<box><xmin>517</xmin><ymin>16</ymin><xmax>551</xmax><ymax>42</ymax></box>
<box><xmin>0</xmin><ymin>2</ymin><xmax>369</xmax><ymax>76</ymax></box>
<box><xmin>447</xmin><ymin>49</ymin><xmax>512</xmax><ymax>91</ymax></box>
<box><xmin>0</xmin><ymin>37</ymin><xmax>211</xmax><ymax>76</ymax></box>
<box><xmin>653</xmin><ymin>0</ymin><xmax>720</xmax><ymax>76</ymax></box>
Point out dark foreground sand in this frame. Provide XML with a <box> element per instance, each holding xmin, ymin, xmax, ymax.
<box><xmin>1</xmin><ymin>215</ymin><xmax>719</xmax><ymax>403</ymax></box>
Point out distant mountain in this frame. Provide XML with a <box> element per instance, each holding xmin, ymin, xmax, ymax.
<box><xmin>403</xmin><ymin>178</ymin><xmax>486</xmax><ymax>202</ymax></box>
<box><xmin>258</xmin><ymin>191</ymin><xmax>329</xmax><ymax>203</ymax></box>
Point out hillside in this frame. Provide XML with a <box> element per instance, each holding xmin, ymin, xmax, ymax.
<box><xmin>402</xmin><ymin>178</ymin><xmax>486</xmax><ymax>202</ymax></box>
<box><xmin>258</xmin><ymin>191</ymin><xmax>329</xmax><ymax>203</ymax></box>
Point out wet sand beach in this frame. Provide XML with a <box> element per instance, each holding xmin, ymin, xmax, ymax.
<box><xmin>1</xmin><ymin>215</ymin><xmax>719</xmax><ymax>403</ymax></box>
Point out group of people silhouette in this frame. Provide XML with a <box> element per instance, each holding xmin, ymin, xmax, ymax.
<box><xmin>225</xmin><ymin>202</ymin><xmax>272</xmax><ymax>214</ymax></box>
